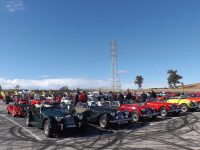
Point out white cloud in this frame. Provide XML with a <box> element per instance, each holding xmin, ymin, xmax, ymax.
<box><xmin>0</xmin><ymin>78</ymin><xmax>109</xmax><ymax>90</ymax></box>
<box><xmin>0</xmin><ymin>77</ymin><xmax>168</xmax><ymax>90</ymax></box>
<box><xmin>4</xmin><ymin>0</ymin><xmax>25</xmax><ymax>12</ymax></box>
<box><xmin>118</xmin><ymin>70</ymin><xmax>129</xmax><ymax>74</ymax></box>
<box><xmin>40</xmin><ymin>75</ymin><xmax>50</xmax><ymax>78</ymax></box>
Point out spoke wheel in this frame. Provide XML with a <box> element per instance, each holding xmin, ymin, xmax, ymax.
<box><xmin>180</xmin><ymin>104</ymin><xmax>189</xmax><ymax>112</ymax></box>
<box><xmin>132</xmin><ymin>111</ymin><xmax>140</xmax><ymax>122</ymax></box>
<box><xmin>99</xmin><ymin>114</ymin><xmax>109</xmax><ymax>129</ymax></box>
<box><xmin>198</xmin><ymin>102</ymin><xmax>200</xmax><ymax>108</ymax></box>
<box><xmin>25</xmin><ymin>114</ymin><xmax>31</xmax><ymax>127</ymax></box>
<box><xmin>159</xmin><ymin>107</ymin><xmax>168</xmax><ymax>117</ymax></box>
<box><xmin>43</xmin><ymin>120</ymin><xmax>53</xmax><ymax>137</ymax></box>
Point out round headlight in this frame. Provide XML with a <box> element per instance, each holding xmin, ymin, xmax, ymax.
<box><xmin>55</xmin><ymin>116</ymin><xmax>63</xmax><ymax>122</ymax></box>
<box><xmin>111</xmin><ymin>112</ymin><xmax>115</xmax><ymax>117</ymax></box>
<box><xmin>125</xmin><ymin>111</ymin><xmax>129</xmax><ymax>115</ymax></box>
<box><xmin>78</xmin><ymin>114</ymin><xmax>83</xmax><ymax>120</ymax></box>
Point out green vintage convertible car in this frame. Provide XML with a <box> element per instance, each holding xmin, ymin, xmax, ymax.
<box><xmin>75</xmin><ymin>102</ymin><xmax>132</xmax><ymax>129</ymax></box>
<box><xmin>26</xmin><ymin>103</ymin><xmax>86</xmax><ymax>137</ymax></box>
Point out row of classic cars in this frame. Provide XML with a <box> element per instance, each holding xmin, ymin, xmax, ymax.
<box><xmin>4</xmin><ymin>94</ymin><xmax>200</xmax><ymax>138</ymax></box>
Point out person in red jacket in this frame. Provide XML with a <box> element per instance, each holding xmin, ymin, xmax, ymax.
<box><xmin>79</xmin><ymin>91</ymin><xmax>88</xmax><ymax>103</ymax></box>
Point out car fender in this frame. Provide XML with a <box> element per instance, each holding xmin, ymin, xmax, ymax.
<box><xmin>178</xmin><ymin>99</ymin><xmax>190</xmax><ymax>107</ymax></box>
<box><xmin>41</xmin><ymin>116</ymin><xmax>56</xmax><ymax>129</ymax></box>
<box><xmin>130</xmin><ymin>107</ymin><xmax>141</xmax><ymax>116</ymax></box>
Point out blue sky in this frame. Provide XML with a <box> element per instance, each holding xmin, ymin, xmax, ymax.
<box><xmin>0</xmin><ymin>0</ymin><xmax>200</xmax><ymax>89</ymax></box>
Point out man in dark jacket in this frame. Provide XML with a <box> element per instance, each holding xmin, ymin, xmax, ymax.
<box><xmin>125</xmin><ymin>91</ymin><xmax>132</xmax><ymax>100</ymax></box>
<box><xmin>118</xmin><ymin>91</ymin><xmax>124</xmax><ymax>104</ymax></box>
<box><xmin>140</xmin><ymin>91</ymin><xmax>147</xmax><ymax>102</ymax></box>
<box><xmin>150</xmin><ymin>90</ymin><xmax>157</xmax><ymax>101</ymax></box>
<box><xmin>74</xmin><ymin>91</ymin><xmax>80</xmax><ymax>106</ymax></box>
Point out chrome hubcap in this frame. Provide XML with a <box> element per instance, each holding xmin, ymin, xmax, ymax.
<box><xmin>133</xmin><ymin>115</ymin><xmax>138</xmax><ymax>121</ymax></box>
<box><xmin>161</xmin><ymin>110</ymin><xmax>167</xmax><ymax>116</ymax></box>
<box><xmin>181</xmin><ymin>106</ymin><xmax>187</xmax><ymax>112</ymax></box>
<box><xmin>100</xmin><ymin>118</ymin><xmax>107</xmax><ymax>127</ymax></box>
<box><xmin>44</xmin><ymin>122</ymin><xmax>48</xmax><ymax>135</ymax></box>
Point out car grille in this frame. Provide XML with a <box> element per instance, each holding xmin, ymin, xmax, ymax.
<box><xmin>116</xmin><ymin>112</ymin><xmax>125</xmax><ymax>120</ymax></box>
<box><xmin>142</xmin><ymin>108</ymin><xmax>153</xmax><ymax>115</ymax></box>
<box><xmin>191</xmin><ymin>101</ymin><xmax>197</xmax><ymax>106</ymax></box>
<box><xmin>64</xmin><ymin>115</ymin><xmax>75</xmax><ymax>125</ymax></box>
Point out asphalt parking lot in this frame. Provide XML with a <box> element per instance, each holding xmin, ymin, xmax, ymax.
<box><xmin>0</xmin><ymin>101</ymin><xmax>200</xmax><ymax>150</ymax></box>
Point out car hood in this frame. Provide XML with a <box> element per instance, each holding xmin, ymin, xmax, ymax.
<box><xmin>121</xmin><ymin>103</ymin><xmax>149</xmax><ymax>110</ymax></box>
<box><xmin>43</xmin><ymin>108</ymin><xmax>72</xmax><ymax>117</ymax></box>
<box><xmin>91</xmin><ymin>106</ymin><xmax>118</xmax><ymax>113</ymax></box>
<box><xmin>147</xmin><ymin>101</ymin><xmax>171</xmax><ymax>106</ymax></box>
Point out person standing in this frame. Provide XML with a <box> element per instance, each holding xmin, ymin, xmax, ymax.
<box><xmin>74</xmin><ymin>91</ymin><xmax>80</xmax><ymax>106</ymax></box>
<box><xmin>79</xmin><ymin>91</ymin><xmax>88</xmax><ymax>103</ymax></box>
<box><xmin>125</xmin><ymin>91</ymin><xmax>132</xmax><ymax>100</ymax></box>
<box><xmin>118</xmin><ymin>91</ymin><xmax>124</xmax><ymax>104</ymax></box>
<box><xmin>150</xmin><ymin>90</ymin><xmax>157</xmax><ymax>101</ymax></box>
<box><xmin>140</xmin><ymin>91</ymin><xmax>147</xmax><ymax>102</ymax></box>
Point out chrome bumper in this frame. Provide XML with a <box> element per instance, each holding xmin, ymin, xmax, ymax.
<box><xmin>109</xmin><ymin>118</ymin><xmax>131</xmax><ymax>123</ymax></box>
<box><xmin>141</xmin><ymin>112</ymin><xmax>158</xmax><ymax>118</ymax></box>
<box><xmin>168</xmin><ymin>108</ymin><xmax>181</xmax><ymax>113</ymax></box>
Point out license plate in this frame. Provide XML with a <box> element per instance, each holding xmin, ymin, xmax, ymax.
<box><xmin>66</xmin><ymin>124</ymin><xmax>76</xmax><ymax>128</ymax></box>
<box><xmin>65</xmin><ymin>117</ymin><xmax>75</xmax><ymax>125</ymax></box>
<box><xmin>118</xmin><ymin>121</ymin><xmax>128</xmax><ymax>124</ymax></box>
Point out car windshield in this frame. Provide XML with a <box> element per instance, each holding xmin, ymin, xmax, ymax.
<box><xmin>55</xmin><ymin>103</ymin><xmax>69</xmax><ymax>109</ymax></box>
<box><xmin>99</xmin><ymin>101</ymin><xmax>111</xmax><ymax>107</ymax></box>
<box><xmin>76</xmin><ymin>102</ymin><xmax>88</xmax><ymax>109</ymax></box>
<box><xmin>122</xmin><ymin>100</ymin><xmax>146</xmax><ymax>106</ymax></box>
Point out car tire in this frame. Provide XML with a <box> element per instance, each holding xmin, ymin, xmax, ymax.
<box><xmin>132</xmin><ymin>111</ymin><xmax>140</xmax><ymax>122</ymax></box>
<box><xmin>12</xmin><ymin>112</ymin><xmax>16</xmax><ymax>117</ymax></box>
<box><xmin>159</xmin><ymin>107</ymin><xmax>168</xmax><ymax>117</ymax></box>
<box><xmin>43</xmin><ymin>120</ymin><xmax>53</xmax><ymax>138</ymax></box>
<box><xmin>198</xmin><ymin>102</ymin><xmax>200</xmax><ymax>109</ymax></box>
<box><xmin>99</xmin><ymin>114</ymin><xmax>109</xmax><ymax>129</ymax></box>
<box><xmin>26</xmin><ymin>114</ymin><xmax>31</xmax><ymax>127</ymax></box>
<box><xmin>180</xmin><ymin>104</ymin><xmax>189</xmax><ymax>112</ymax></box>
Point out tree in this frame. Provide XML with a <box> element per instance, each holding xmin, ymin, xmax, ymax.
<box><xmin>134</xmin><ymin>75</ymin><xmax>144</xmax><ymax>89</ymax></box>
<box><xmin>167</xmin><ymin>69</ymin><xmax>183</xmax><ymax>88</ymax></box>
<box><xmin>0</xmin><ymin>85</ymin><xmax>2</xmax><ymax>91</ymax></box>
<box><xmin>59</xmin><ymin>86</ymin><xmax>69</xmax><ymax>91</ymax></box>
<box><xmin>15</xmin><ymin>85</ymin><xmax>20</xmax><ymax>90</ymax></box>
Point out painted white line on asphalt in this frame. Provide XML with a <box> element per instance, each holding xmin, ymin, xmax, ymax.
<box><xmin>0</xmin><ymin>114</ymin><xmax>42</xmax><ymax>141</ymax></box>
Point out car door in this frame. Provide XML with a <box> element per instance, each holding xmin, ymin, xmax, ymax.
<box><xmin>87</xmin><ymin>106</ymin><xmax>100</xmax><ymax>122</ymax></box>
<box><xmin>31</xmin><ymin>106</ymin><xmax>41</xmax><ymax>127</ymax></box>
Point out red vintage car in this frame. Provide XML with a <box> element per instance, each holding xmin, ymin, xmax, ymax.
<box><xmin>7</xmin><ymin>101</ymin><xmax>29</xmax><ymax>117</ymax></box>
<box><xmin>30</xmin><ymin>99</ymin><xmax>59</xmax><ymax>105</ymax></box>
<box><xmin>118</xmin><ymin>100</ymin><xmax>158</xmax><ymax>122</ymax></box>
<box><xmin>145</xmin><ymin>100</ymin><xmax>180</xmax><ymax>117</ymax></box>
<box><xmin>156</xmin><ymin>94</ymin><xmax>167</xmax><ymax>101</ymax></box>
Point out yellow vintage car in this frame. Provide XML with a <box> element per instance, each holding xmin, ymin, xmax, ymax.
<box><xmin>167</xmin><ymin>98</ymin><xmax>198</xmax><ymax>112</ymax></box>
